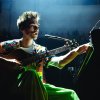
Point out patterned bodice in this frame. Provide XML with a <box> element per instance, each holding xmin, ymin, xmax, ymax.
<box><xmin>1</xmin><ymin>39</ymin><xmax>48</xmax><ymax>82</ymax></box>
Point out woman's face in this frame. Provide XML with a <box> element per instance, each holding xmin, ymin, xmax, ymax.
<box><xmin>24</xmin><ymin>23</ymin><xmax>39</xmax><ymax>39</ymax></box>
<box><xmin>22</xmin><ymin>19</ymin><xmax>40</xmax><ymax>40</ymax></box>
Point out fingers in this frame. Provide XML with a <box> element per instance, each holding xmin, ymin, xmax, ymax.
<box><xmin>77</xmin><ymin>43</ymin><xmax>90</xmax><ymax>54</ymax></box>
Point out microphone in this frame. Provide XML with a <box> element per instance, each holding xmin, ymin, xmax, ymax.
<box><xmin>44</xmin><ymin>34</ymin><xmax>69</xmax><ymax>41</ymax></box>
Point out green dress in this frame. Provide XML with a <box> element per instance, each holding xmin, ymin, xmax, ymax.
<box><xmin>0</xmin><ymin>39</ymin><xmax>80</xmax><ymax>100</ymax></box>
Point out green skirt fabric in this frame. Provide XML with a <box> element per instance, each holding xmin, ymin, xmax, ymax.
<box><xmin>10</xmin><ymin>69</ymin><xmax>80</xmax><ymax>100</ymax></box>
<box><xmin>44</xmin><ymin>83</ymin><xmax>80</xmax><ymax>100</ymax></box>
<box><xmin>11</xmin><ymin>69</ymin><xmax>48</xmax><ymax>100</ymax></box>
<box><xmin>0</xmin><ymin>58</ymin><xmax>79</xmax><ymax>100</ymax></box>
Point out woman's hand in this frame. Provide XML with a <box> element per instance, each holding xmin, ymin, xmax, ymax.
<box><xmin>77</xmin><ymin>43</ymin><xmax>91</xmax><ymax>54</ymax></box>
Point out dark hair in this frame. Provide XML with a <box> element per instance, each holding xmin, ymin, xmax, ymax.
<box><xmin>17</xmin><ymin>11</ymin><xmax>40</xmax><ymax>30</ymax></box>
